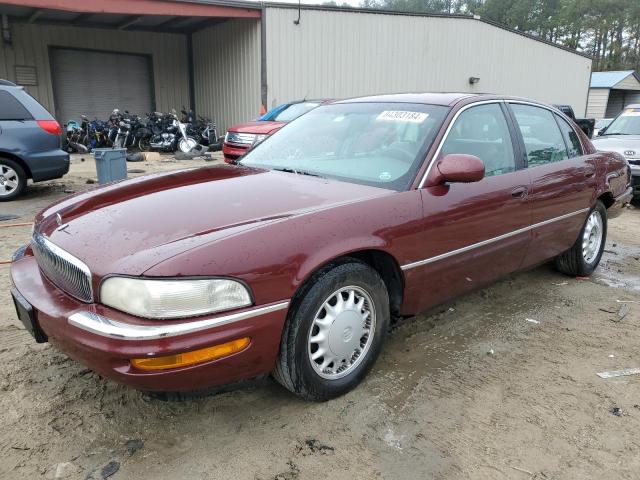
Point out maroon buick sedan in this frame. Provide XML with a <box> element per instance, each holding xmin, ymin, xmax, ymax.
<box><xmin>11</xmin><ymin>93</ymin><xmax>632</xmax><ymax>401</ymax></box>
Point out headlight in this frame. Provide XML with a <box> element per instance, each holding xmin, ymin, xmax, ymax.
<box><xmin>100</xmin><ymin>277</ymin><xmax>252</xmax><ymax>319</ymax></box>
<box><xmin>253</xmin><ymin>134</ymin><xmax>269</xmax><ymax>146</ymax></box>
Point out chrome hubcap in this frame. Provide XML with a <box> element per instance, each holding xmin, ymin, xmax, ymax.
<box><xmin>308</xmin><ymin>286</ymin><xmax>376</xmax><ymax>380</ymax></box>
<box><xmin>582</xmin><ymin>210</ymin><xmax>603</xmax><ymax>264</ymax></box>
<box><xmin>0</xmin><ymin>165</ymin><xmax>19</xmax><ymax>196</ymax></box>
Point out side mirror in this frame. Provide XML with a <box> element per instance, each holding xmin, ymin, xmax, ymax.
<box><xmin>430</xmin><ymin>153</ymin><xmax>485</xmax><ymax>185</ymax></box>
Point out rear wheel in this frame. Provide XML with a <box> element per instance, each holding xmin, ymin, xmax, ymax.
<box><xmin>555</xmin><ymin>200</ymin><xmax>607</xmax><ymax>276</ymax></box>
<box><xmin>0</xmin><ymin>158</ymin><xmax>27</xmax><ymax>202</ymax></box>
<box><xmin>273</xmin><ymin>260</ymin><xmax>389</xmax><ymax>401</ymax></box>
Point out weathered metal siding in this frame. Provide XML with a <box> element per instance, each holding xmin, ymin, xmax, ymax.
<box><xmin>586</xmin><ymin>89</ymin><xmax>610</xmax><ymax>119</ymax></box>
<box><xmin>605</xmin><ymin>90</ymin><xmax>627</xmax><ymax>118</ymax></box>
<box><xmin>264</xmin><ymin>8</ymin><xmax>592</xmax><ymax>115</ymax></box>
<box><xmin>0</xmin><ymin>22</ymin><xmax>189</xmax><ymax>118</ymax></box>
<box><xmin>614</xmin><ymin>75</ymin><xmax>640</xmax><ymax>90</ymax></box>
<box><xmin>193</xmin><ymin>19</ymin><xmax>261</xmax><ymax>131</ymax></box>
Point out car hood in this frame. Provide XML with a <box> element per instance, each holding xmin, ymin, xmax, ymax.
<box><xmin>591</xmin><ymin>135</ymin><xmax>640</xmax><ymax>158</ymax></box>
<box><xmin>34</xmin><ymin>165</ymin><xmax>391</xmax><ymax>278</ymax></box>
<box><xmin>228</xmin><ymin>121</ymin><xmax>286</xmax><ymax>135</ymax></box>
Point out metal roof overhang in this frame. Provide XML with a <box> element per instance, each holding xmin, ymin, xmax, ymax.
<box><xmin>0</xmin><ymin>0</ymin><xmax>261</xmax><ymax>34</ymax></box>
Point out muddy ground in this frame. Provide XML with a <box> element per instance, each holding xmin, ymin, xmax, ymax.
<box><xmin>0</xmin><ymin>155</ymin><xmax>639</xmax><ymax>480</ymax></box>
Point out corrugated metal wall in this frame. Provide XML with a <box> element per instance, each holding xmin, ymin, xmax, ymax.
<box><xmin>605</xmin><ymin>90</ymin><xmax>627</xmax><ymax>118</ymax></box>
<box><xmin>0</xmin><ymin>22</ymin><xmax>189</xmax><ymax>119</ymax></box>
<box><xmin>615</xmin><ymin>75</ymin><xmax>640</xmax><ymax>90</ymax></box>
<box><xmin>264</xmin><ymin>8</ymin><xmax>592</xmax><ymax>116</ymax></box>
<box><xmin>193</xmin><ymin>19</ymin><xmax>261</xmax><ymax>131</ymax></box>
<box><xmin>586</xmin><ymin>89</ymin><xmax>609</xmax><ymax>119</ymax></box>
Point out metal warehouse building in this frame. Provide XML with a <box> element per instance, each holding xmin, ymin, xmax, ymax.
<box><xmin>0</xmin><ymin>0</ymin><xmax>592</xmax><ymax>131</ymax></box>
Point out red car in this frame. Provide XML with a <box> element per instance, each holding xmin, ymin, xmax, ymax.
<box><xmin>10</xmin><ymin>93</ymin><xmax>633</xmax><ymax>401</ymax></box>
<box><xmin>222</xmin><ymin>100</ymin><xmax>330</xmax><ymax>163</ymax></box>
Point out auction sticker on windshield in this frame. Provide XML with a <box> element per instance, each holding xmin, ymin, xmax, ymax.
<box><xmin>377</xmin><ymin>111</ymin><xmax>429</xmax><ymax>123</ymax></box>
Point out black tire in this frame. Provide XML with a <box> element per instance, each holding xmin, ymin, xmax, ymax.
<box><xmin>555</xmin><ymin>200</ymin><xmax>607</xmax><ymax>276</ymax></box>
<box><xmin>0</xmin><ymin>157</ymin><xmax>27</xmax><ymax>202</ymax></box>
<box><xmin>138</xmin><ymin>137</ymin><xmax>151</xmax><ymax>152</ymax></box>
<box><xmin>273</xmin><ymin>259</ymin><xmax>390</xmax><ymax>401</ymax></box>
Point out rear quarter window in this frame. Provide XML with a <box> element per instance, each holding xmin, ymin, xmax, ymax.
<box><xmin>555</xmin><ymin>114</ymin><xmax>583</xmax><ymax>158</ymax></box>
<box><xmin>0</xmin><ymin>90</ymin><xmax>33</xmax><ymax>121</ymax></box>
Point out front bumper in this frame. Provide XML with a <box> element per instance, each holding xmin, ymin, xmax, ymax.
<box><xmin>10</xmin><ymin>254</ymin><xmax>289</xmax><ymax>392</ymax></box>
<box><xmin>222</xmin><ymin>142</ymin><xmax>249</xmax><ymax>163</ymax></box>
<box><xmin>608</xmin><ymin>186</ymin><xmax>634</xmax><ymax>218</ymax></box>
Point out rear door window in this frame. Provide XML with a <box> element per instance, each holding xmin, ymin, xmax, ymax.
<box><xmin>555</xmin><ymin>114</ymin><xmax>583</xmax><ymax>158</ymax></box>
<box><xmin>441</xmin><ymin>103</ymin><xmax>516</xmax><ymax>177</ymax></box>
<box><xmin>0</xmin><ymin>90</ymin><xmax>33</xmax><ymax>121</ymax></box>
<box><xmin>510</xmin><ymin>104</ymin><xmax>568</xmax><ymax>166</ymax></box>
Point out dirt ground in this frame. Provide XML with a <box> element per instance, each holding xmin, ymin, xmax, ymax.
<box><xmin>1</xmin><ymin>155</ymin><xmax>639</xmax><ymax>480</ymax></box>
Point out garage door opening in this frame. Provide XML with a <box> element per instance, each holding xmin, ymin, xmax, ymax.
<box><xmin>50</xmin><ymin>48</ymin><xmax>154</xmax><ymax>123</ymax></box>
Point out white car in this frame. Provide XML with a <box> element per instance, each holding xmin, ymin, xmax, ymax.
<box><xmin>592</xmin><ymin>105</ymin><xmax>640</xmax><ymax>198</ymax></box>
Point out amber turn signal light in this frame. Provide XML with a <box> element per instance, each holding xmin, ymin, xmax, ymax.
<box><xmin>131</xmin><ymin>337</ymin><xmax>251</xmax><ymax>371</ymax></box>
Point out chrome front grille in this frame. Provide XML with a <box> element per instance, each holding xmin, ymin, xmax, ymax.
<box><xmin>225</xmin><ymin>131</ymin><xmax>256</xmax><ymax>145</ymax></box>
<box><xmin>31</xmin><ymin>233</ymin><xmax>93</xmax><ymax>302</ymax></box>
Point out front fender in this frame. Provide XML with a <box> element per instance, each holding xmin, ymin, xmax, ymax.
<box><xmin>144</xmin><ymin>191</ymin><xmax>422</xmax><ymax>307</ymax></box>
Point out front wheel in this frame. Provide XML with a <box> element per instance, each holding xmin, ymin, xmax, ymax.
<box><xmin>138</xmin><ymin>137</ymin><xmax>151</xmax><ymax>152</ymax></box>
<box><xmin>273</xmin><ymin>260</ymin><xmax>390</xmax><ymax>401</ymax></box>
<box><xmin>178</xmin><ymin>137</ymin><xmax>198</xmax><ymax>153</ymax></box>
<box><xmin>555</xmin><ymin>200</ymin><xmax>607</xmax><ymax>276</ymax></box>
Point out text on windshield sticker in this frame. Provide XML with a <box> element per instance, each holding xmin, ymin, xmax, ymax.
<box><xmin>377</xmin><ymin>111</ymin><xmax>429</xmax><ymax>123</ymax></box>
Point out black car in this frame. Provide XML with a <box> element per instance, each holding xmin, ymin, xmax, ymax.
<box><xmin>0</xmin><ymin>80</ymin><xmax>69</xmax><ymax>201</ymax></box>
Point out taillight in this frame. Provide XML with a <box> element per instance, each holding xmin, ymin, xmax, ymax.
<box><xmin>37</xmin><ymin>120</ymin><xmax>62</xmax><ymax>136</ymax></box>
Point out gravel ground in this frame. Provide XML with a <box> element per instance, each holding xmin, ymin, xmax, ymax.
<box><xmin>0</xmin><ymin>155</ymin><xmax>639</xmax><ymax>480</ymax></box>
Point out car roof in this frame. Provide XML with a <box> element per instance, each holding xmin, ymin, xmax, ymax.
<box><xmin>289</xmin><ymin>99</ymin><xmax>333</xmax><ymax>104</ymax></box>
<box><xmin>0</xmin><ymin>79</ymin><xmax>19</xmax><ymax>88</ymax></box>
<box><xmin>336</xmin><ymin>92</ymin><xmax>550</xmax><ymax>107</ymax></box>
<box><xmin>337</xmin><ymin>92</ymin><xmax>480</xmax><ymax>106</ymax></box>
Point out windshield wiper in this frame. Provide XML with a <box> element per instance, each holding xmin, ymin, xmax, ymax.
<box><xmin>272</xmin><ymin>167</ymin><xmax>324</xmax><ymax>178</ymax></box>
<box><xmin>603</xmin><ymin>132</ymin><xmax>632</xmax><ymax>136</ymax></box>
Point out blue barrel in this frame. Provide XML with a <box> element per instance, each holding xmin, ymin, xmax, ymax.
<box><xmin>92</xmin><ymin>148</ymin><xmax>127</xmax><ymax>184</ymax></box>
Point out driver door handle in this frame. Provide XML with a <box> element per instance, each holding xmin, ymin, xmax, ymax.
<box><xmin>511</xmin><ymin>186</ymin><xmax>528</xmax><ymax>199</ymax></box>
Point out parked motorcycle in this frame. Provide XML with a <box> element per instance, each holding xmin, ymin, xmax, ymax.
<box><xmin>63</xmin><ymin>119</ymin><xmax>89</xmax><ymax>154</ymax></box>
<box><xmin>113</xmin><ymin>111</ymin><xmax>146</xmax><ymax>149</ymax></box>
<box><xmin>142</xmin><ymin>110</ymin><xmax>197</xmax><ymax>153</ymax></box>
<box><xmin>82</xmin><ymin>117</ymin><xmax>111</xmax><ymax>150</ymax></box>
<box><xmin>192</xmin><ymin>114</ymin><xmax>220</xmax><ymax>150</ymax></box>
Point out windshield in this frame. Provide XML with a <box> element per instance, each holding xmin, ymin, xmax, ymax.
<box><xmin>269</xmin><ymin>102</ymin><xmax>321</xmax><ymax>123</ymax></box>
<box><xmin>257</xmin><ymin>103</ymin><xmax>289</xmax><ymax>121</ymax></box>
<box><xmin>603</xmin><ymin>108</ymin><xmax>640</xmax><ymax>135</ymax></box>
<box><xmin>240</xmin><ymin>102</ymin><xmax>449</xmax><ymax>190</ymax></box>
